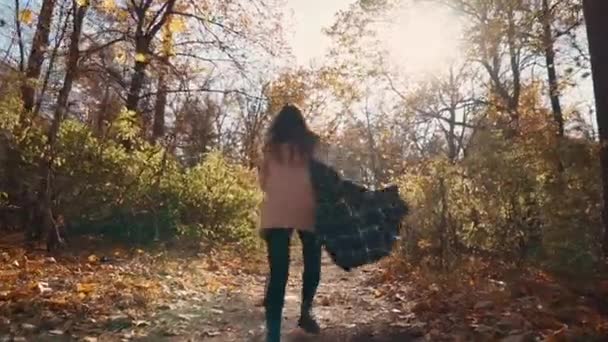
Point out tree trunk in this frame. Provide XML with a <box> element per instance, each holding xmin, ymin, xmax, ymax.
<box><xmin>20</xmin><ymin>0</ymin><xmax>57</xmax><ymax>114</ymax></box>
<box><xmin>583</xmin><ymin>0</ymin><xmax>608</xmax><ymax>257</ymax></box>
<box><xmin>18</xmin><ymin>0</ymin><xmax>57</xmax><ymax>244</ymax></box>
<box><xmin>542</xmin><ymin>0</ymin><xmax>564</xmax><ymax>136</ymax></box>
<box><xmin>126</xmin><ymin>54</ymin><xmax>148</xmax><ymax>112</ymax></box>
<box><xmin>152</xmin><ymin>62</ymin><xmax>168</xmax><ymax>142</ymax></box>
<box><xmin>37</xmin><ymin>1</ymin><xmax>88</xmax><ymax>251</ymax></box>
<box><xmin>506</xmin><ymin>6</ymin><xmax>521</xmax><ymax>130</ymax></box>
<box><xmin>363</xmin><ymin>107</ymin><xmax>379</xmax><ymax>187</ymax></box>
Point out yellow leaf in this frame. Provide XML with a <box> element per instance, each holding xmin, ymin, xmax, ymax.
<box><xmin>101</xmin><ymin>0</ymin><xmax>117</xmax><ymax>12</ymax></box>
<box><xmin>168</xmin><ymin>17</ymin><xmax>186</xmax><ymax>33</ymax></box>
<box><xmin>134</xmin><ymin>53</ymin><xmax>146</xmax><ymax>63</ymax></box>
<box><xmin>115</xmin><ymin>51</ymin><xmax>127</xmax><ymax>64</ymax></box>
<box><xmin>76</xmin><ymin>0</ymin><xmax>89</xmax><ymax>6</ymax></box>
<box><xmin>87</xmin><ymin>254</ymin><xmax>98</xmax><ymax>263</ymax></box>
<box><xmin>19</xmin><ymin>9</ymin><xmax>34</xmax><ymax>25</ymax></box>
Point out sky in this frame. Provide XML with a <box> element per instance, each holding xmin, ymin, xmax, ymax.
<box><xmin>284</xmin><ymin>0</ymin><xmax>353</xmax><ymax>66</ymax></box>
<box><xmin>284</xmin><ymin>0</ymin><xmax>596</xmax><ymax>131</ymax></box>
<box><xmin>0</xmin><ymin>0</ymin><xmax>595</xmax><ymax>129</ymax></box>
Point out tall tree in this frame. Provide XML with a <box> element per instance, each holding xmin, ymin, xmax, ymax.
<box><xmin>541</xmin><ymin>0</ymin><xmax>564</xmax><ymax>136</ymax></box>
<box><xmin>34</xmin><ymin>0</ymin><xmax>89</xmax><ymax>250</ymax></box>
<box><xmin>125</xmin><ymin>0</ymin><xmax>177</xmax><ymax>114</ymax></box>
<box><xmin>582</xmin><ymin>0</ymin><xmax>608</xmax><ymax>257</ymax></box>
<box><xmin>20</xmin><ymin>0</ymin><xmax>58</xmax><ymax>115</ymax></box>
<box><xmin>532</xmin><ymin>0</ymin><xmax>583</xmax><ymax>136</ymax></box>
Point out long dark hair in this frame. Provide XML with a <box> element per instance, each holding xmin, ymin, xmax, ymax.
<box><xmin>264</xmin><ymin>104</ymin><xmax>318</xmax><ymax>163</ymax></box>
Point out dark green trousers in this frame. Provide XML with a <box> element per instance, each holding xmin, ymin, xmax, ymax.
<box><xmin>262</xmin><ymin>228</ymin><xmax>321</xmax><ymax>342</ymax></box>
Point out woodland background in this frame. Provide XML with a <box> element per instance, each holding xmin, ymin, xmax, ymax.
<box><xmin>1</xmin><ymin>0</ymin><xmax>608</xmax><ymax>340</ymax></box>
<box><xmin>0</xmin><ymin>0</ymin><xmax>605</xmax><ymax>272</ymax></box>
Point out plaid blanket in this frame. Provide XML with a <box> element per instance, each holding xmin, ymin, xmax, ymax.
<box><xmin>310</xmin><ymin>160</ymin><xmax>408</xmax><ymax>271</ymax></box>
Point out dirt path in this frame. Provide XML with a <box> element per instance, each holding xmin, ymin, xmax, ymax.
<box><xmin>3</xmin><ymin>236</ymin><xmax>608</xmax><ymax>341</ymax></box>
<box><xmin>142</xmin><ymin>248</ymin><xmax>423</xmax><ymax>341</ymax></box>
<box><xmin>0</xmin><ymin>238</ymin><xmax>423</xmax><ymax>342</ymax></box>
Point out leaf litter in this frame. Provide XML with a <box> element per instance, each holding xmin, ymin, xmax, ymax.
<box><xmin>1</xmin><ymin>237</ymin><xmax>607</xmax><ymax>341</ymax></box>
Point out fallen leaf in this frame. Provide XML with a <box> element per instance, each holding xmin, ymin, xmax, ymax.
<box><xmin>21</xmin><ymin>323</ymin><xmax>36</xmax><ymax>331</ymax></box>
<box><xmin>203</xmin><ymin>330</ymin><xmax>221</xmax><ymax>337</ymax></box>
<box><xmin>500</xmin><ymin>333</ymin><xmax>534</xmax><ymax>342</ymax></box>
<box><xmin>37</xmin><ymin>281</ymin><xmax>52</xmax><ymax>294</ymax></box>
<box><xmin>76</xmin><ymin>283</ymin><xmax>97</xmax><ymax>294</ymax></box>
<box><xmin>133</xmin><ymin>320</ymin><xmax>150</xmax><ymax>327</ymax></box>
<box><xmin>474</xmin><ymin>300</ymin><xmax>494</xmax><ymax>310</ymax></box>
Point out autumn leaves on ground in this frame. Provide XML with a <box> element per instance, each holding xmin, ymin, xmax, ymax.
<box><xmin>1</xmin><ymin>232</ymin><xmax>607</xmax><ymax>342</ymax></box>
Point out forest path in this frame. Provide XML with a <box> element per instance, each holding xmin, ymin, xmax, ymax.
<box><xmin>142</xmin><ymin>246</ymin><xmax>422</xmax><ymax>341</ymax></box>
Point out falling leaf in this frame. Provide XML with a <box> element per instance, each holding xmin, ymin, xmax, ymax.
<box><xmin>101</xmin><ymin>0</ymin><xmax>117</xmax><ymax>12</ymax></box>
<box><xmin>168</xmin><ymin>17</ymin><xmax>186</xmax><ymax>33</ymax></box>
<box><xmin>87</xmin><ymin>254</ymin><xmax>98</xmax><ymax>263</ymax></box>
<box><xmin>49</xmin><ymin>330</ymin><xmax>64</xmax><ymax>335</ymax></box>
<box><xmin>115</xmin><ymin>50</ymin><xmax>127</xmax><ymax>64</ymax></box>
<box><xmin>134</xmin><ymin>53</ymin><xmax>146</xmax><ymax>63</ymax></box>
<box><xmin>19</xmin><ymin>9</ymin><xmax>34</xmax><ymax>25</ymax></box>
<box><xmin>76</xmin><ymin>0</ymin><xmax>89</xmax><ymax>6</ymax></box>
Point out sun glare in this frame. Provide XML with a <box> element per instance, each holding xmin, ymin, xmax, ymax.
<box><xmin>383</xmin><ymin>3</ymin><xmax>463</xmax><ymax>75</ymax></box>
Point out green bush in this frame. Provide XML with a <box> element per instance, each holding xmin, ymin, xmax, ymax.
<box><xmin>396</xmin><ymin>127</ymin><xmax>602</xmax><ymax>274</ymax></box>
<box><xmin>177</xmin><ymin>151</ymin><xmax>262</xmax><ymax>248</ymax></box>
<box><xmin>1</xmin><ymin>94</ymin><xmax>262</xmax><ymax>248</ymax></box>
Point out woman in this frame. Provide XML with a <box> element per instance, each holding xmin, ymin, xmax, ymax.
<box><xmin>258</xmin><ymin>104</ymin><xmax>322</xmax><ymax>341</ymax></box>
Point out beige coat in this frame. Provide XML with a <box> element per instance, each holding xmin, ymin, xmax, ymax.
<box><xmin>258</xmin><ymin>145</ymin><xmax>316</xmax><ymax>232</ymax></box>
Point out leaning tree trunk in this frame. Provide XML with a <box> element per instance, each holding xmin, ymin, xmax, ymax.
<box><xmin>38</xmin><ymin>0</ymin><xmax>88</xmax><ymax>251</ymax></box>
<box><xmin>20</xmin><ymin>0</ymin><xmax>57</xmax><ymax>115</ymax></box>
<box><xmin>152</xmin><ymin>58</ymin><xmax>168</xmax><ymax>143</ymax></box>
<box><xmin>17</xmin><ymin>0</ymin><xmax>58</xmax><ymax>244</ymax></box>
<box><xmin>583</xmin><ymin>0</ymin><xmax>608</xmax><ymax>257</ymax></box>
<box><xmin>542</xmin><ymin>0</ymin><xmax>564</xmax><ymax>136</ymax></box>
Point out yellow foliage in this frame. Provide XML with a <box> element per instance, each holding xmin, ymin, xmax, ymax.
<box><xmin>76</xmin><ymin>283</ymin><xmax>97</xmax><ymax>294</ymax></box>
<box><xmin>101</xmin><ymin>0</ymin><xmax>117</xmax><ymax>12</ymax></box>
<box><xmin>19</xmin><ymin>9</ymin><xmax>34</xmax><ymax>25</ymax></box>
<box><xmin>168</xmin><ymin>16</ymin><xmax>186</xmax><ymax>33</ymax></box>
<box><xmin>134</xmin><ymin>53</ymin><xmax>147</xmax><ymax>63</ymax></box>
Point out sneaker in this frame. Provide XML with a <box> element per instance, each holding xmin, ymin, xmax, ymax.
<box><xmin>298</xmin><ymin>314</ymin><xmax>321</xmax><ymax>335</ymax></box>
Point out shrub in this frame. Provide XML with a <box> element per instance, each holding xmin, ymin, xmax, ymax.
<box><xmin>0</xmin><ymin>95</ymin><xmax>262</xmax><ymax>249</ymax></box>
<box><xmin>396</xmin><ymin>128</ymin><xmax>602</xmax><ymax>274</ymax></box>
<box><xmin>177</xmin><ymin>151</ymin><xmax>262</xmax><ymax>248</ymax></box>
